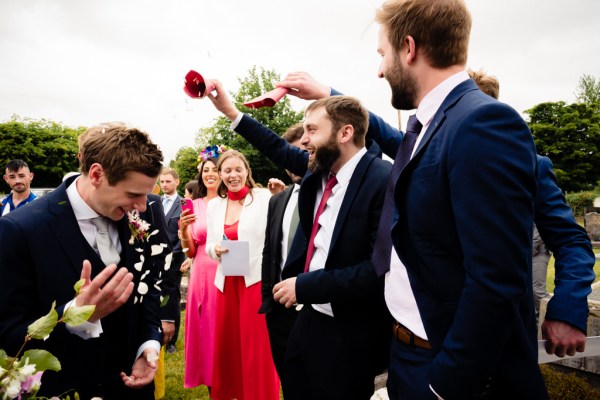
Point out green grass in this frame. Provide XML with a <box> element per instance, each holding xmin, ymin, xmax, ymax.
<box><xmin>163</xmin><ymin>313</ymin><xmax>210</xmax><ymax>400</ymax></box>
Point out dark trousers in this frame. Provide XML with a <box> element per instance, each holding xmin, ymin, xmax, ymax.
<box><xmin>283</xmin><ymin>305</ymin><xmax>374</xmax><ymax>400</ymax></box>
<box><xmin>387</xmin><ymin>337</ymin><xmax>437</xmax><ymax>400</ymax></box>
<box><xmin>169</xmin><ymin>252</ymin><xmax>185</xmax><ymax>346</ymax></box>
<box><xmin>265</xmin><ymin>302</ymin><xmax>298</xmax><ymax>397</ymax></box>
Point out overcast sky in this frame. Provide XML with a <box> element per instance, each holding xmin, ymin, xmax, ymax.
<box><xmin>1</xmin><ymin>0</ymin><xmax>599</xmax><ymax>163</ymax></box>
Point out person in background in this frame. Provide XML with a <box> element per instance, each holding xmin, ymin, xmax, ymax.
<box><xmin>177</xmin><ymin>152</ymin><xmax>220</xmax><ymax>391</ymax></box>
<box><xmin>158</xmin><ymin>168</ymin><xmax>185</xmax><ymax>354</ymax></box>
<box><xmin>467</xmin><ymin>68</ymin><xmax>595</xmax><ymax>343</ymax></box>
<box><xmin>205</xmin><ymin>150</ymin><xmax>279</xmax><ymax>400</ymax></box>
<box><xmin>184</xmin><ymin>180</ymin><xmax>199</xmax><ymax>200</ymax></box>
<box><xmin>2</xmin><ymin>159</ymin><xmax>36</xmax><ymax>216</ymax></box>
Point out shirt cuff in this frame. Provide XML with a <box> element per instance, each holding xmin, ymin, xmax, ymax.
<box><xmin>161</xmin><ymin>320</ymin><xmax>175</xmax><ymax>323</ymax></box>
<box><xmin>230</xmin><ymin>112</ymin><xmax>244</xmax><ymax>130</ymax></box>
<box><xmin>135</xmin><ymin>340</ymin><xmax>162</xmax><ymax>361</ymax></box>
<box><xmin>429</xmin><ymin>384</ymin><xmax>444</xmax><ymax>400</ymax></box>
<box><xmin>64</xmin><ymin>299</ymin><xmax>103</xmax><ymax>339</ymax></box>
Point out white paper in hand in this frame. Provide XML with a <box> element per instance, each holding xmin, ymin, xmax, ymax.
<box><xmin>221</xmin><ymin>240</ymin><xmax>250</xmax><ymax>276</ymax></box>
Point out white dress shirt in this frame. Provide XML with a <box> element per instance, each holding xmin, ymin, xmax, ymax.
<box><xmin>308</xmin><ymin>147</ymin><xmax>367</xmax><ymax>316</ymax></box>
<box><xmin>385</xmin><ymin>71</ymin><xmax>470</xmax><ymax>339</ymax></box>
<box><xmin>280</xmin><ymin>184</ymin><xmax>300</xmax><ymax>277</ymax></box>
<box><xmin>65</xmin><ymin>177</ymin><xmax>160</xmax><ymax>359</ymax></box>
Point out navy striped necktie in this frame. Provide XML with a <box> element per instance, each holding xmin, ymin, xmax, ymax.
<box><xmin>372</xmin><ymin>115</ymin><xmax>423</xmax><ymax>276</ymax></box>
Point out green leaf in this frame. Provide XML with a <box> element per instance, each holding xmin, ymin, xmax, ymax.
<box><xmin>63</xmin><ymin>305</ymin><xmax>95</xmax><ymax>326</ymax></box>
<box><xmin>160</xmin><ymin>294</ymin><xmax>170</xmax><ymax>307</ymax></box>
<box><xmin>73</xmin><ymin>279</ymin><xmax>85</xmax><ymax>295</ymax></box>
<box><xmin>27</xmin><ymin>301</ymin><xmax>58</xmax><ymax>339</ymax></box>
<box><xmin>0</xmin><ymin>348</ymin><xmax>7</xmax><ymax>368</ymax></box>
<box><xmin>21</xmin><ymin>349</ymin><xmax>61</xmax><ymax>372</ymax></box>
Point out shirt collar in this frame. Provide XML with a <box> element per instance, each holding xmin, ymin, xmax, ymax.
<box><xmin>327</xmin><ymin>147</ymin><xmax>367</xmax><ymax>189</ymax></box>
<box><xmin>66</xmin><ymin>176</ymin><xmax>101</xmax><ymax>221</ymax></box>
<box><xmin>416</xmin><ymin>70</ymin><xmax>469</xmax><ymax>127</ymax></box>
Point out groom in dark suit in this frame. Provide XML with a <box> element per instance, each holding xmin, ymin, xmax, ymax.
<box><xmin>371</xmin><ymin>0</ymin><xmax>548</xmax><ymax>398</ymax></box>
<box><xmin>0</xmin><ymin>122</ymin><xmax>167</xmax><ymax>399</ymax></box>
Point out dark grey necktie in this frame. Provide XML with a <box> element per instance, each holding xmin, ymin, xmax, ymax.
<box><xmin>91</xmin><ymin>216</ymin><xmax>121</xmax><ymax>266</ymax></box>
<box><xmin>287</xmin><ymin>201</ymin><xmax>300</xmax><ymax>253</ymax></box>
<box><xmin>372</xmin><ymin>115</ymin><xmax>423</xmax><ymax>276</ymax></box>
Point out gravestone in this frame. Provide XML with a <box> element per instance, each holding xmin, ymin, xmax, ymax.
<box><xmin>585</xmin><ymin>211</ymin><xmax>600</xmax><ymax>241</ymax></box>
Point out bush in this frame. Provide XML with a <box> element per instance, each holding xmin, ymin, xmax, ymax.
<box><xmin>565</xmin><ymin>191</ymin><xmax>598</xmax><ymax>217</ymax></box>
<box><xmin>541</xmin><ymin>365</ymin><xmax>600</xmax><ymax>399</ymax></box>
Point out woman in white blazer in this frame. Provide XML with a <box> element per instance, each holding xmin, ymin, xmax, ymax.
<box><xmin>205</xmin><ymin>150</ymin><xmax>280</xmax><ymax>400</ymax></box>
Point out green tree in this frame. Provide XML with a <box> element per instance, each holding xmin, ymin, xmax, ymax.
<box><xmin>527</xmin><ymin>101</ymin><xmax>600</xmax><ymax>192</ymax></box>
<box><xmin>574</xmin><ymin>74</ymin><xmax>600</xmax><ymax>111</ymax></box>
<box><xmin>196</xmin><ymin>66</ymin><xmax>303</xmax><ymax>185</ymax></box>
<box><xmin>0</xmin><ymin>116</ymin><xmax>83</xmax><ymax>191</ymax></box>
<box><xmin>170</xmin><ymin>146</ymin><xmax>200</xmax><ymax>196</ymax></box>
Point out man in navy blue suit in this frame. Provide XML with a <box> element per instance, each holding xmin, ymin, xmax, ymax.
<box><xmin>207</xmin><ymin>88</ymin><xmax>391</xmax><ymax>399</ymax></box>
<box><xmin>0</xmin><ymin>123</ymin><xmax>167</xmax><ymax>399</ymax></box>
<box><xmin>368</xmin><ymin>0</ymin><xmax>547</xmax><ymax>398</ymax></box>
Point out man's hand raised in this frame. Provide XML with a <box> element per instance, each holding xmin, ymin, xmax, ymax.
<box><xmin>76</xmin><ymin>260</ymin><xmax>134</xmax><ymax>322</ymax></box>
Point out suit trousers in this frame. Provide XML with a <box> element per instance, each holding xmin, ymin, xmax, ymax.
<box><xmin>265</xmin><ymin>302</ymin><xmax>298</xmax><ymax>398</ymax></box>
<box><xmin>284</xmin><ymin>305</ymin><xmax>374</xmax><ymax>400</ymax></box>
<box><xmin>387</xmin><ymin>338</ymin><xmax>437</xmax><ymax>400</ymax></box>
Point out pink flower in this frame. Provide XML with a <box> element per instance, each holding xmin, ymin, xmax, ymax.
<box><xmin>21</xmin><ymin>371</ymin><xmax>43</xmax><ymax>393</ymax></box>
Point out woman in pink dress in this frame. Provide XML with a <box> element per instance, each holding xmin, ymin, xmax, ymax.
<box><xmin>179</xmin><ymin>155</ymin><xmax>220</xmax><ymax>390</ymax></box>
<box><xmin>205</xmin><ymin>150</ymin><xmax>280</xmax><ymax>400</ymax></box>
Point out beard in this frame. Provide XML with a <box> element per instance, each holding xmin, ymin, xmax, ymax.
<box><xmin>308</xmin><ymin>133</ymin><xmax>341</xmax><ymax>173</ymax></box>
<box><xmin>386</xmin><ymin>57</ymin><xmax>418</xmax><ymax>110</ymax></box>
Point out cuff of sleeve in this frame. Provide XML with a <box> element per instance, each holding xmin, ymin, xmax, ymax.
<box><xmin>430</xmin><ymin>384</ymin><xmax>444</xmax><ymax>400</ymax></box>
<box><xmin>64</xmin><ymin>299</ymin><xmax>103</xmax><ymax>339</ymax></box>
<box><xmin>135</xmin><ymin>340</ymin><xmax>161</xmax><ymax>361</ymax></box>
<box><xmin>230</xmin><ymin>112</ymin><xmax>244</xmax><ymax>130</ymax></box>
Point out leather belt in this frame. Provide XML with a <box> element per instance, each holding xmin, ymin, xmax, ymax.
<box><xmin>392</xmin><ymin>322</ymin><xmax>431</xmax><ymax>350</ymax></box>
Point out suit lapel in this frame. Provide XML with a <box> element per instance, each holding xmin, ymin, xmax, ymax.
<box><xmin>409</xmin><ymin>79</ymin><xmax>479</xmax><ymax>165</ymax></box>
<box><xmin>47</xmin><ymin>181</ymin><xmax>104</xmax><ymax>277</ymax></box>
<box><xmin>165</xmin><ymin>195</ymin><xmax>181</xmax><ymax>220</ymax></box>
<box><xmin>329</xmin><ymin>146</ymin><xmax>376</xmax><ymax>252</ymax></box>
<box><xmin>271</xmin><ymin>186</ymin><xmax>294</xmax><ymax>282</ymax></box>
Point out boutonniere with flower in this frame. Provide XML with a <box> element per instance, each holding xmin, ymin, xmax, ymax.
<box><xmin>198</xmin><ymin>144</ymin><xmax>227</xmax><ymax>164</ymax></box>
<box><xmin>127</xmin><ymin>209</ymin><xmax>154</xmax><ymax>245</ymax></box>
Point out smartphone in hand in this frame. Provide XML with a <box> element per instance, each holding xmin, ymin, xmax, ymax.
<box><xmin>180</xmin><ymin>198</ymin><xmax>194</xmax><ymax>214</ymax></box>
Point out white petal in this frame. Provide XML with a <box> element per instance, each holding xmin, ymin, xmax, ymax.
<box><xmin>149</xmin><ymin>229</ymin><xmax>160</xmax><ymax>237</ymax></box>
<box><xmin>138</xmin><ymin>282</ymin><xmax>148</xmax><ymax>295</ymax></box>
<box><xmin>151</xmin><ymin>245</ymin><xmax>164</xmax><ymax>256</ymax></box>
<box><xmin>135</xmin><ymin>247</ymin><xmax>144</xmax><ymax>253</ymax></box>
<box><xmin>141</xmin><ymin>270</ymin><xmax>150</xmax><ymax>280</ymax></box>
<box><xmin>164</xmin><ymin>252</ymin><xmax>173</xmax><ymax>271</ymax></box>
<box><xmin>134</xmin><ymin>255</ymin><xmax>145</xmax><ymax>272</ymax></box>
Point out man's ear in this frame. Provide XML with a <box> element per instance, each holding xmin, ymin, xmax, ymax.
<box><xmin>405</xmin><ymin>35</ymin><xmax>417</xmax><ymax>65</ymax></box>
<box><xmin>338</xmin><ymin>124</ymin><xmax>355</xmax><ymax>144</ymax></box>
<box><xmin>88</xmin><ymin>163</ymin><xmax>105</xmax><ymax>187</ymax></box>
